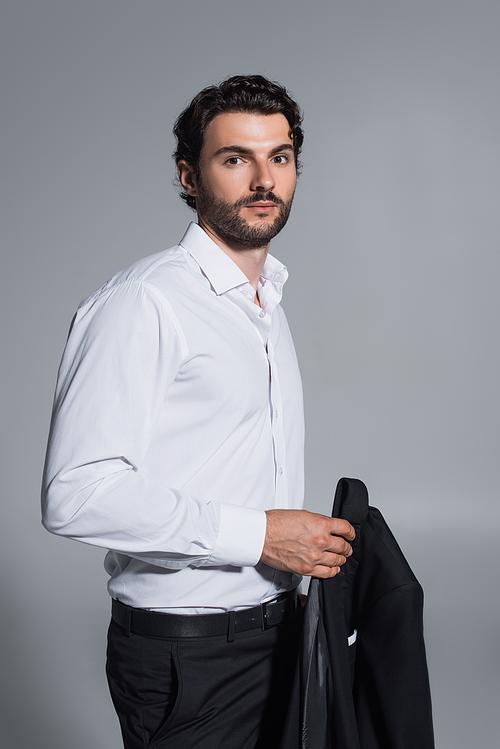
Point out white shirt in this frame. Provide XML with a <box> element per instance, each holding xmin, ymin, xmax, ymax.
<box><xmin>42</xmin><ymin>223</ymin><xmax>304</xmax><ymax>613</ymax></box>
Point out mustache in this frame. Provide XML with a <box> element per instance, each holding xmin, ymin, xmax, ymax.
<box><xmin>235</xmin><ymin>192</ymin><xmax>285</xmax><ymax>208</ymax></box>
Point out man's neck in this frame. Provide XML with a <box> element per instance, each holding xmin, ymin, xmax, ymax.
<box><xmin>198</xmin><ymin>219</ymin><xmax>269</xmax><ymax>297</ymax></box>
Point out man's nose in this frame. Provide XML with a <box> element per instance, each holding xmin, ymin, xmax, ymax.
<box><xmin>250</xmin><ymin>160</ymin><xmax>275</xmax><ymax>192</ymax></box>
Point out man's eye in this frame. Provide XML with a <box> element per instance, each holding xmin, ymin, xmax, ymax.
<box><xmin>226</xmin><ymin>157</ymin><xmax>243</xmax><ymax>165</ymax></box>
<box><xmin>272</xmin><ymin>155</ymin><xmax>289</xmax><ymax>164</ymax></box>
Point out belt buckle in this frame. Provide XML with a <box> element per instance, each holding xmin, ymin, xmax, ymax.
<box><xmin>260</xmin><ymin>591</ymin><xmax>294</xmax><ymax>630</ymax></box>
<box><xmin>260</xmin><ymin>599</ymin><xmax>272</xmax><ymax>630</ymax></box>
<box><xmin>260</xmin><ymin>594</ymin><xmax>286</xmax><ymax>630</ymax></box>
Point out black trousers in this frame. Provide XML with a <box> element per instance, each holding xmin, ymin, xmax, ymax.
<box><xmin>106</xmin><ymin>608</ymin><xmax>302</xmax><ymax>749</ymax></box>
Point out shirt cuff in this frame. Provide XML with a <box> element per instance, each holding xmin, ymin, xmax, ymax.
<box><xmin>208</xmin><ymin>503</ymin><xmax>267</xmax><ymax>567</ymax></box>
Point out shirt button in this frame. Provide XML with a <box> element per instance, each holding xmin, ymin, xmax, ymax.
<box><xmin>259</xmin><ymin>310</ymin><xmax>266</xmax><ymax>318</ymax></box>
<box><xmin>279</xmin><ymin>466</ymin><xmax>284</xmax><ymax>475</ymax></box>
<box><xmin>274</xmin><ymin>409</ymin><xmax>279</xmax><ymax>418</ymax></box>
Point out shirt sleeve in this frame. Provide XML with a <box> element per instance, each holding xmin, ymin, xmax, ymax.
<box><xmin>41</xmin><ymin>280</ymin><xmax>267</xmax><ymax>569</ymax></box>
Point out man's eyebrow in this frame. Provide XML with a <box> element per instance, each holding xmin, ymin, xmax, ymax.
<box><xmin>213</xmin><ymin>144</ymin><xmax>295</xmax><ymax>157</ymax></box>
<box><xmin>213</xmin><ymin>146</ymin><xmax>252</xmax><ymax>157</ymax></box>
<box><xmin>269</xmin><ymin>143</ymin><xmax>295</xmax><ymax>156</ymax></box>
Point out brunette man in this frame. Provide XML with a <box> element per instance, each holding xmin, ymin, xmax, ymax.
<box><xmin>42</xmin><ymin>75</ymin><xmax>354</xmax><ymax>749</ymax></box>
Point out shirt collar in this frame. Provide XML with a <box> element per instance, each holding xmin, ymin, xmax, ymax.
<box><xmin>179</xmin><ymin>222</ymin><xmax>288</xmax><ymax>297</ymax></box>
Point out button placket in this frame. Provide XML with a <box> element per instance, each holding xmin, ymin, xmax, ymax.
<box><xmin>228</xmin><ymin>287</ymin><xmax>271</xmax><ymax>348</ymax></box>
<box><xmin>267</xmin><ymin>339</ymin><xmax>288</xmax><ymax>506</ymax></box>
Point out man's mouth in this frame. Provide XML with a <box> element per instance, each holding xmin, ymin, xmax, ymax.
<box><xmin>245</xmin><ymin>201</ymin><xmax>277</xmax><ymax>209</ymax></box>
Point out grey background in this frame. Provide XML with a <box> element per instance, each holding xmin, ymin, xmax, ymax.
<box><xmin>1</xmin><ymin>1</ymin><xmax>499</xmax><ymax>747</ymax></box>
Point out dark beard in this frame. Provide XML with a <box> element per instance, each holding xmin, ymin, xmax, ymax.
<box><xmin>195</xmin><ymin>180</ymin><xmax>294</xmax><ymax>249</ymax></box>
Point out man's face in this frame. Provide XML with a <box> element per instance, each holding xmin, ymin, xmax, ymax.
<box><xmin>180</xmin><ymin>112</ymin><xmax>297</xmax><ymax>250</ymax></box>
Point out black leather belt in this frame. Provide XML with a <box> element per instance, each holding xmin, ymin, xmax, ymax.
<box><xmin>112</xmin><ymin>591</ymin><xmax>299</xmax><ymax>640</ymax></box>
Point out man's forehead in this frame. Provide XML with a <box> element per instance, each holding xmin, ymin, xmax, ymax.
<box><xmin>203</xmin><ymin>112</ymin><xmax>293</xmax><ymax>153</ymax></box>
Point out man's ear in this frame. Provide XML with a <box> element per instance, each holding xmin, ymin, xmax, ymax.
<box><xmin>178</xmin><ymin>160</ymin><xmax>198</xmax><ymax>198</ymax></box>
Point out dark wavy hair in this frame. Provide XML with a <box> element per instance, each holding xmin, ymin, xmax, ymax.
<box><xmin>173</xmin><ymin>75</ymin><xmax>304</xmax><ymax>209</ymax></box>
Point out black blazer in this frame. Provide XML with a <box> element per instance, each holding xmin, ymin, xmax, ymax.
<box><xmin>280</xmin><ymin>478</ymin><xmax>435</xmax><ymax>749</ymax></box>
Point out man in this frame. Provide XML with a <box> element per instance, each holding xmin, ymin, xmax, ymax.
<box><xmin>42</xmin><ymin>75</ymin><xmax>354</xmax><ymax>749</ymax></box>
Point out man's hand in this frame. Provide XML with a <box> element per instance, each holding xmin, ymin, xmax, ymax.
<box><xmin>260</xmin><ymin>509</ymin><xmax>355</xmax><ymax>579</ymax></box>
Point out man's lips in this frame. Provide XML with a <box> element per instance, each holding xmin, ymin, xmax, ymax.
<box><xmin>245</xmin><ymin>201</ymin><xmax>277</xmax><ymax>210</ymax></box>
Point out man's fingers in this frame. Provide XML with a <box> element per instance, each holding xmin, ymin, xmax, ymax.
<box><xmin>322</xmin><ymin>550</ymin><xmax>350</xmax><ymax>569</ymax></box>
<box><xmin>327</xmin><ymin>518</ymin><xmax>356</xmax><ymax>542</ymax></box>
<box><xmin>304</xmin><ymin>549</ymin><xmax>350</xmax><ymax>573</ymax></box>
<box><xmin>312</xmin><ymin>565</ymin><xmax>342</xmax><ymax>580</ymax></box>
<box><xmin>325</xmin><ymin>536</ymin><xmax>353</xmax><ymax>557</ymax></box>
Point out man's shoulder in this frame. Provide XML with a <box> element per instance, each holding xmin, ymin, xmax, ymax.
<box><xmin>107</xmin><ymin>243</ymin><xmax>188</xmax><ymax>288</ymax></box>
<box><xmin>79</xmin><ymin>242</ymin><xmax>195</xmax><ymax>310</ymax></box>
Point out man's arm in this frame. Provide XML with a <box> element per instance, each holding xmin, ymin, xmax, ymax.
<box><xmin>260</xmin><ymin>510</ymin><xmax>355</xmax><ymax>578</ymax></box>
<box><xmin>42</xmin><ymin>281</ymin><xmax>262</xmax><ymax>570</ymax></box>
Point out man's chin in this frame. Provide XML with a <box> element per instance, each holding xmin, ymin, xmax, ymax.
<box><xmin>218</xmin><ymin>231</ymin><xmax>273</xmax><ymax>250</ymax></box>
<box><xmin>223</xmin><ymin>223</ymin><xmax>283</xmax><ymax>249</ymax></box>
